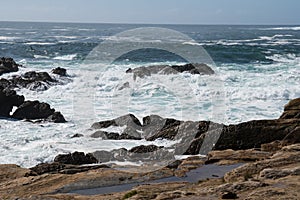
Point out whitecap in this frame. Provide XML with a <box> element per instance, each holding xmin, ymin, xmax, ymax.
<box><xmin>53</xmin><ymin>54</ymin><xmax>77</xmax><ymax>61</ymax></box>
<box><xmin>0</xmin><ymin>36</ymin><xmax>19</xmax><ymax>40</ymax></box>
<box><xmin>261</xmin><ymin>26</ymin><xmax>300</xmax><ymax>31</ymax></box>
<box><xmin>26</xmin><ymin>42</ymin><xmax>56</xmax><ymax>45</ymax></box>
<box><xmin>34</xmin><ymin>55</ymin><xmax>50</xmax><ymax>59</ymax></box>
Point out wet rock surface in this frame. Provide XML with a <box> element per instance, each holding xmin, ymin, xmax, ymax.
<box><xmin>12</xmin><ymin>100</ymin><xmax>66</xmax><ymax>122</ymax></box>
<box><xmin>126</xmin><ymin>63</ymin><xmax>215</xmax><ymax>79</ymax></box>
<box><xmin>0</xmin><ymin>57</ymin><xmax>20</xmax><ymax>75</ymax></box>
<box><xmin>0</xmin><ymin>58</ymin><xmax>67</xmax><ymax>122</ymax></box>
<box><xmin>54</xmin><ymin>151</ymin><xmax>98</xmax><ymax>165</ymax></box>
<box><xmin>51</xmin><ymin>67</ymin><xmax>67</xmax><ymax>76</ymax></box>
<box><xmin>0</xmin><ymin>58</ymin><xmax>68</xmax><ymax>91</ymax></box>
<box><xmin>0</xmin><ymin>86</ymin><xmax>24</xmax><ymax>117</ymax></box>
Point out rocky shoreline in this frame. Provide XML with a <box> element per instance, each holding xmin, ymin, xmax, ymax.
<box><xmin>0</xmin><ymin>58</ymin><xmax>299</xmax><ymax>199</ymax></box>
<box><xmin>0</xmin><ymin>57</ymin><xmax>67</xmax><ymax>123</ymax></box>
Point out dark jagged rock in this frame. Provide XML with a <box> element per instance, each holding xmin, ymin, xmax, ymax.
<box><xmin>92</xmin><ymin>114</ymin><xmax>142</xmax><ymax>129</ymax></box>
<box><xmin>54</xmin><ymin>151</ymin><xmax>98</xmax><ymax>165</ymax></box>
<box><xmin>12</xmin><ymin>71</ymin><xmax>56</xmax><ymax>91</ymax></box>
<box><xmin>126</xmin><ymin>63</ymin><xmax>214</xmax><ymax>79</ymax></box>
<box><xmin>0</xmin><ymin>86</ymin><xmax>24</xmax><ymax>117</ymax></box>
<box><xmin>23</xmin><ymin>71</ymin><xmax>54</xmax><ymax>82</ymax></box>
<box><xmin>89</xmin><ymin>98</ymin><xmax>300</xmax><ymax>157</ymax></box>
<box><xmin>12</xmin><ymin>100</ymin><xmax>66</xmax><ymax>123</ymax></box>
<box><xmin>184</xmin><ymin>119</ymin><xmax>300</xmax><ymax>155</ymax></box>
<box><xmin>0</xmin><ymin>63</ymin><xmax>69</xmax><ymax>91</ymax></box>
<box><xmin>71</xmin><ymin>133</ymin><xmax>84</xmax><ymax>138</ymax></box>
<box><xmin>29</xmin><ymin>162</ymin><xmax>66</xmax><ymax>175</ymax></box>
<box><xmin>51</xmin><ymin>67</ymin><xmax>67</xmax><ymax>76</ymax></box>
<box><xmin>0</xmin><ymin>57</ymin><xmax>20</xmax><ymax>76</ymax></box>
<box><xmin>128</xmin><ymin>145</ymin><xmax>164</xmax><ymax>153</ymax></box>
<box><xmin>91</xmin><ymin>131</ymin><xmax>141</xmax><ymax>140</ymax></box>
<box><xmin>12</xmin><ymin>100</ymin><xmax>55</xmax><ymax>120</ymax></box>
<box><xmin>280</xmin><ymin>98</ymin><xmax>300</xmax><ymax>119</ymax></box>
<box><xmin>46</xmin><ymin>112</ymin><xmax>66</xmax><ymax>123</ymax></box>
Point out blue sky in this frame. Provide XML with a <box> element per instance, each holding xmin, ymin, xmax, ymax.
<box><xmin>0</xmin><ymin>0</ymin><xmax>299</xmax><ymax>25</ymax></box>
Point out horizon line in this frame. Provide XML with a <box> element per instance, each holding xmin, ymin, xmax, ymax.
<box><xmin>0</xmin><ymin>20</ymin><xmax>299</xmax><ymax>26</ymax></box>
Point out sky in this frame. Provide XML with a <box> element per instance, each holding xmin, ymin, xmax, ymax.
<box><xmin>0</xmin><ymin>0</ymin><xmax>299</xmax><ymax>25</ymax></box>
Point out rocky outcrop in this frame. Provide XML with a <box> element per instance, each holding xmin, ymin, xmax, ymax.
<box><xmin>51</xmin><ymin>67</ymin><xmax>67</xmax><ymax>76</ymax></box>
<box><xmin>28</xmin><ymin>162</ymin><xmax>109</xmax><ymax>175</ymax></box>
<box><xmin>0</xmin><ymin>86</ymin><xmax>24</xmax><ymax>117</ymax></box>
<box><xmin>0</xmin><ymin>71</ymin><xmax>58</xmax><ymax>91</ymax></box>
<box><xmin>126</xmin><ymin>63</ymin><xmax>214</xmax><ymax>79</ymax></box>
<box><xmin>54</xmin><ymin>151</ymin><xmax>98</xmax><ymax>165</ymax></box>
<box><xmin>91</xmin><ymin>130</ymin><xmax>141</xmax><ymax>140</ymax></box>
<box><xmin>128</xmin><ymin>145</ymin><xmax>164</xmax><ymax>153</ymax></box>
<box><xmin>92</xmin><ymin>145</ymin><xmax>172</xmax><ymax>163</ymax></box>
<box><xmin>280</xmin><ymin>98</ymin><xmax>300</xmax><ymax>119</ymax></box>
<box><xmin>0</xmin><ymin>57</ymin><xmax>20</xmax><ymax>76</ymax></box>
<box><xmin>0</xmin><ymin>57</ymin><xmax>68</xmax><ymax>91</ymax></box>
<box><xmin>90</xmin><ymin>98</ymin><xmax>300</xmax><ymax>156</ymax></box>
<box><xmin>12</xmin><ymin>100</ymin><xmax>66</xmax><ymax>122</ymax></box>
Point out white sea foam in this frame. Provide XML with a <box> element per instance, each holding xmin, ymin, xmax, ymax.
<box><xmin>34</xmin><ymin>54</ymin><xmax>50</xmax><ymax>59</ymax></box>
<box><xmin>261</xmin><ymin>26</ymin><xmax>300</xmax><ymax>31</ymax></box>
<box><xmin>0</xmin><ymin>36</ymin><xmax>19</xmax><ymax>40</ymax></box>
<box><xmin>1</xmin><ymin>60</ymin><xmax>300</xmax><ymax>168</ymax></box>
<box><xmin>26</xmin><ymin>42</ymin><xmax>56</xmax><ymax>45</ymax></box>
<box><xmin>53</xmin><ymin>54</ymin><xmax>77</xmax><ymax>60</ymax></box>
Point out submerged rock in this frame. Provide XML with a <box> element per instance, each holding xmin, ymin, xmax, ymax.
<box><xmin>0</xmin><ymin>57</ymin><xmax>20</xmax><ymax>76</ymax></box>
<box><xmin>126</xmin><ymin>63</ymin><xmax>214</xmax><ymax>79</ymax></box>
<box><xmin>51</xmin><ymin>67</ymin><xmax>67</xmax><ymax>76</ymax></box>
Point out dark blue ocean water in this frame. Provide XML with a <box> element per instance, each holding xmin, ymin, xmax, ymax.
<box><xmin>1</xmin><ymin>22</ymin><xmax>300</xmax><ymax>64</ymax></box>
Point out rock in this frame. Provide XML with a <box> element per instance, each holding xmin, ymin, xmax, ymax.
<box><xmin>91</xmin><ymin>114</ymin><xmax>142</xmax><ymax>129</ymax></box>
<box><xmin>259</xmin><ymin>166</ymin><xmax>300</xmax><ymax>180</ymax></box>
<box><xmin>185</xmin><ymin>119</ymin><xmax>300</xmax><ymax>154</ymax></box>
<box><xmin>166</xmin><ymin>160</ymin><xmax>183</xmax><ymax>169</ymax></box>
<box><xmin>280</xmin><ymin>98</ymin><xmax>300</xmax><ymax>119</ymax></box>
<box><xmin>0</xmin><ymin>57</ymin><xmax>20</xmax><ymax>75</ymax></box>
<box><xmin>12</xmin><ymin>100</ymin><xmax>55</xmax><ymax>120</ymax></box>
<box><xmin>129</xmin><ymin>145</ymin><xmax>164</xmax><ymax>153</ymax></box>
<box><xmin>29</xmin><ymin>162</ymin><xmax>66</xmax><ymax>175</ymax></box>
<box><xmin>12</xmin><ymin>101</ymin><xmax>66</xmax><ymax>123</ymax></box>
<box><xmin>0</xmin><ymin>86</ymin><xmax>24</xmax><ymax>117</ymax></box>
<box><xmin>206</xmin><ymin>149</ymin><xmax>272</xmax><ymax>165</ymax></box>
<box><xmin>51</xmin><ymin>67</ymin><xmax>67</xmax><ymax>76</ymax></box>
<box><xmin>13</xmin><ymin>71</ymin><xmax>56</xmax><ymax>91</ymax></box>
<box><xmin>126</xmin><ymin>63</ymin><xmax>214</xmax><ymax>79</ymax></box>
<box><xmin>54</xmin><ymin>151</ymin><xmax>98</xmax><ymax>165</ymax></box>
<box><xmin>29</xmin><ymin>162</ymin><xmax>109</xmax><ymax>175</ymax></box>
<box><xmin>0</xmin><ymin>71</ymin><xmax>56</xmax><ymax>91</ymax></box>
<box><xmin>91</xmin><ymin>131</ymin><xmax>141</xmax><ymax>140</ymax></box>
<box><xmin>224</xmin><ymin>144</ymin><xmax>300</xmax><ymax>182</ymax></box>
<box><xmin>46</xmin><ymin>112</ymin><xmax>67</xmax><ymax>123</ymax></box>
<box><xmin>221</xmin><ymin>191</ymin><xmax>238</xmax><ymax>199</ymax></box>
<box><xmin>23</xmin><ymin>71</ymin><xmax>54</xmax><ymax>82</ymax></box>
<box><xmin>71</xmin><ymin>133</ymin><xmax>84</xmax><ymax>138</ymax></box>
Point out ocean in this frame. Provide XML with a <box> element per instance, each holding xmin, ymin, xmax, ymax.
<box><xmin>0</xmin><ymin>21</ymin><xmax>299</xmax><ymax>167</ymax></box>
